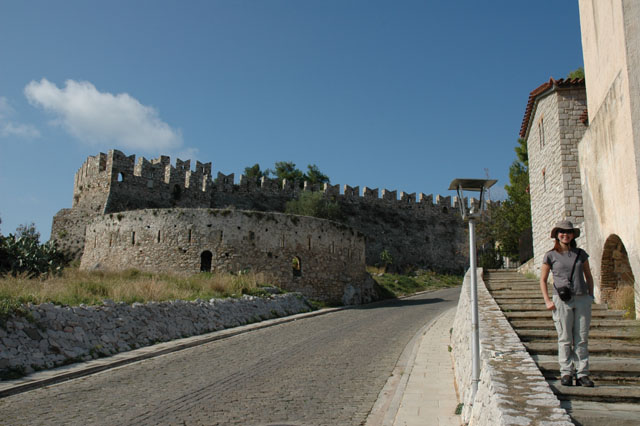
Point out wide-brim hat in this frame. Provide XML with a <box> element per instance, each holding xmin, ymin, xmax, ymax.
<box><xmin>550</xmin><ymin>220</ymin><xmax>580</xmax><ymax>238</ymax></box>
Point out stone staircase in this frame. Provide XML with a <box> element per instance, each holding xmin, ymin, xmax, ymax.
<box><xmin>484</xmin><ymin>269</ymin><xmax>640</xmax><ymax>426</ymax></box>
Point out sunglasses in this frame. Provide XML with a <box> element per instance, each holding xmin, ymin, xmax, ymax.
<box><xmin>557</xmin><ymin>229</ymin><xmax>574</xmax><ymax>234</ymax></box>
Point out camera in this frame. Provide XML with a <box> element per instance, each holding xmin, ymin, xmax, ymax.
<box><xmin>557</xmin><ymin>286</ymin><xmax>572</xmax><ymax>302</ymax></box>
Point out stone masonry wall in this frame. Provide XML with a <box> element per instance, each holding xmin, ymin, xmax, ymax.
<box><xmin>53</xmin><ymin>150</ymin><xmax>467</xmax><ymax>272</ymax></box>
<box><xmin>527</xmin><ymin>87</ymin><xmax>587</xmax><ymax>275</ymax></box>
<box><xmin>0</xmin><ymin>293</ymin><xmax>311</xmax><ymax>379</ymax></box>
<box><xmin>80</xmin><ymin>209</ymin><xmax>373</xmax><ymax>305</ymax></box>
<box><xmin>451</xmin><ymin>269</ymin><xmax>572</xmax><ymax>425</ymax></box>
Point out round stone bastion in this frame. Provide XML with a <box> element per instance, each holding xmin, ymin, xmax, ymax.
<box><xmin>80</xmin><ymin>208</ymin><xmax>375</xmax><ymax>304</ymax></box>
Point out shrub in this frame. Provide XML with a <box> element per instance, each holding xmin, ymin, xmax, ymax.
<box><xmin>285</xmin><ymin>191</ymin><xmax>343</xmax><ymax>221</ymax></box>
<box><xmin>0</xmin><ymin>228</ymin><xmax>66</xmax><ymax>278</ymax></box>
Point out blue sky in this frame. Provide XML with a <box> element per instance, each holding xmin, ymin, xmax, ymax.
<box><xmin>0</xmin><ymin>1</ymin><xmax>584</xmax><ymax>241</ymax></box>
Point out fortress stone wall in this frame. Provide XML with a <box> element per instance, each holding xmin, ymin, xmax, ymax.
<box><xmin>80</xmin><ymin>209</ymin><xmax>372</xmax><ymax>304</ymax></box>
<box><xmin>53</xmin><ymin>149</ymin><xmax>468</xmax><ymax>274</ymax></box>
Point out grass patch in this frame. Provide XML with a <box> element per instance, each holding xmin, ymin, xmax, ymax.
<box><xmin>0</xmin><ymin>267</ymin><xmax>277</xmax><ymax>316</ymax></box>
<box><xmin>609</xmin><ymin>285</ymin><xmax>636</xmax><ymax>319</ymax></box>
<box><xmin>368</xmin><ymin>267</ymin><xmax>462</xmax><ymax>298</ymax></box>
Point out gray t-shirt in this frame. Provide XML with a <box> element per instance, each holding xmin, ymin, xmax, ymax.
<box><xmin>543</xmin><ymin>248</ymin><xmax>590</xmax><ymax>295</ymax></box>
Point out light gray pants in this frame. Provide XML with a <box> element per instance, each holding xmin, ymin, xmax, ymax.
<box><xmin>552</xmin><ymin>294</ymin><xmax>592</xmax><ymax>378</ymax></box>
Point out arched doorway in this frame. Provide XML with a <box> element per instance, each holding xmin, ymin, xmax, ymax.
<box><xmin>292</xmin><ymin>256</ymin><xmax>302</xmax><ymax>277</ymax></box>
<box><xmin>201</xmin><ymin>250</ymin><xmax>213</xmax><ymax>272</ymax></box>
<box><xmin>600</xmin><ymin>235</ymin><xmax>635</xmax><ymax>316</ymax></box>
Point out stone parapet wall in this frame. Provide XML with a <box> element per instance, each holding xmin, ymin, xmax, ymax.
<box><xmin>81</xmin><ymin>209</ymin><xmax>374</xmax><ymax>305</ymax></box>
<box><xmin>0</xmin><ymin>293</ymin><xmax>311</xmax><ymax>379</ymax></box>
<box><xmin>451</xmin><ymin>268</ymin><xmax>572</xmax><ymax>425</ymax></box>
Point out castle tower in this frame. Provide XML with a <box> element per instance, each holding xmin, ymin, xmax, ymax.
<box><xmin>520</xmin><ymin>78</ymin><xmax>587</xmax><ymax>274</ymax></box>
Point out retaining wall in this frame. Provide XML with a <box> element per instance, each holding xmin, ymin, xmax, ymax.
<box><xmin>451</xmin><ymin>268</ymin><xmax>572</xmax><ymax>425</ymax></box>
<box><xmin>0</xmin><ymin>293</ymin><xmax>311</xmax><ymax>379</ymax></box>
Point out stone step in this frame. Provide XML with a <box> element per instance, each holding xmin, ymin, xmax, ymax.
<box><xmin>510</xmin><ymin>319</ymin><xmax>640</xmax><ymax>329</ymax></box>
<box><xmin>504</xmin><ymin>310</ymin><xmax>626</xmax><ymax>320</ymax></box>
<box><xmin>533</xmin><ymin>355</ymin><xmax>640</xmax><ymax>384</ymax></box>
<box><xmin>547</xmin><ymin>381</ymin><xmax>640</xmax><ymax>403</ymax></box>
<box><xmin>516</xmin><ymin>329</ymin><xmax>640</xmax><ymax>341</ymax></box>
<box><xmin>486</xmin><ymin>284</ymin><xmax>543</xmax><ymax>291</ymax></box>
<box><xmin>560</xmin><ymin>400</ymin><xmax>640</xmax><ymax>426</ymax></box>
<box><xmin>492</xmin><ymin>293</ymin><xmax>550</xmax><ymax>299</ymax></box>
<box><xmin>498</xmin><ymin>303</ymin><xmax>611</xmax><ymax>311</ymax></box>
<box><xmin>524</xmin><ymin>341</ymin><xmax>640</xmax><ymax>356</ymax></box>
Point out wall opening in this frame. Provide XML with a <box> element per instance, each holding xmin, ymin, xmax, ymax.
<box><xmin>200</xmin><ymin>250</ymin><xmax>213</xmax><ymax>272</ymax></box>
<box><xmin>117</xmin><ymin>172</ymin><xmax>124</xmax><ymax>182</ymax></box>
<box><xmin>292</xmin><ymin>256</ymin><xmax>302</xmax><ymax>277</ymax></box>
<box><xmin>600</xmin><ymin>234</ymin><xmax>635</xmax><ymax>316</ymax></box>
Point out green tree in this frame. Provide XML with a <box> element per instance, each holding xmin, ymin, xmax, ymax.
<box><xmin>263</xmin><ymin>161</ymin><xmax>330</xmax><ymax>187</ymax></box>
<box><xmin>304</xmin><ymin>164</ymin><xmax>330</xmax><ymax>185</ymax></box>
<box><xmin>269</xmin><ymin>161</ymin><xmax>304</xmax><ymax>183</ymax></box>
<box><xmin>567</xmin><ymin>67</ymin><xmax>585</xmax><ymax>79</ymax></box>
<box><xmin>243</xmin><ymin>163</ymin><xmax>269</xmax><ymax>180</ymax></box>
<box><xmin>481</xmin><ymin>138</ymin><xmax>532</xmax><ymax>261</ymax></box>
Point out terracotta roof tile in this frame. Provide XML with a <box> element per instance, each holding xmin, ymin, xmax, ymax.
<box><xmin>520</xmin><ymin>78</ymin><xmax>586</xmax><ymax>138</ymax></box>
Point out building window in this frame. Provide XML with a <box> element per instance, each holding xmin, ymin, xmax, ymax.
<box><xmin>539</xmin><ymin>118</ymin><xmax>545</xmax><ymax>148</ymax></box>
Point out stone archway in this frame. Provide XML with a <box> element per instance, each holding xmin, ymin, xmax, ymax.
<box><xmin>200</xmin><ymin>250</ymin><xmax>213</xmax><ymax>272</ymax></box>
<box><xmin>600</xmin><ymin>235</ymin><xmax>635</xmax><ymax>308</ymax></box>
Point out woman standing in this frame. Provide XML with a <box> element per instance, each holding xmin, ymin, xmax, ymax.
<box><xmin>539</xmin><ymin>220</ymin><xmax>595</xmax><ymax>387</ymax></box>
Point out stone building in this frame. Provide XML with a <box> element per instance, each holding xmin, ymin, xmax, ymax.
<box><xmin>520</xmin><ymin>78</ymin><xmax>587</xmax><ymax>274</ymax></box>
<box><xmin>577</xmin><ymin>0</ymin><xmax>639</xmax><ymax>313</ymax></box>
<box><xmin>523</xmin><ymin>0</ymin><xmax>639</xmax><ymax>317</ymax></box>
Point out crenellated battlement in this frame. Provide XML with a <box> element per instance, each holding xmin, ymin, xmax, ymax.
<box><xmin>55</xmin><ymin>149</ymin><xmax>469</xmax><ymax>272</ymax></box>
<box><xmin>71</xmin><ymin>149</ymin><xmax>470</xmax><ymax>212</ymax></box>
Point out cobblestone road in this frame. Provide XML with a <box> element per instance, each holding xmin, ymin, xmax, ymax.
<box><xmin>0</xmin><ymin>287</ymin><xmax>459</xmax><ymax>426</ymax></box>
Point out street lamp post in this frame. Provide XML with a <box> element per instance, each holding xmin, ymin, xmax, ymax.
<box><xmin>448</xmin><ymin>178</ymin><xmax>496</xmax><ymax>400</ymax></box>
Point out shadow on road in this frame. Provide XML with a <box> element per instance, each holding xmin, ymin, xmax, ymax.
<box><xmin>353</xmin><ymin>290</ymin><xmax>459</xmax><ymax>311</ymax></box>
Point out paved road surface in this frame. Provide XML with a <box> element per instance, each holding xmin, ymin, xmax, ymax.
<box><xmin>0</xmin><ymin>287</ymin><xmax>460</xmax><ymax>426</ymax></box>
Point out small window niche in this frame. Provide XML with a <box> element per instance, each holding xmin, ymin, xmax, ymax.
<box><xmin>292</xmin><ymin>256</ymin><xmax>302</xmax><ymax>277</ymax></box>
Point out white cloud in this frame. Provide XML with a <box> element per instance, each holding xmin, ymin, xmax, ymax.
<box><xmin>0</xmin><ymin>96</ymin><xmax>11</xmax><ymax>118</ymax></box>
<box><xmin>24</xmin><ymin>79</ymin><xmax>183</xmax><ymax>152</ymax></box>
<box><xmin>1</xmin><ymin>122</ymin><xmax>41</xmax><ymax>139</ymax></box>
<box><xmin>0</xmin><ymin>96</ymin><xmax>40</xmax><ymax>139</ymax></box>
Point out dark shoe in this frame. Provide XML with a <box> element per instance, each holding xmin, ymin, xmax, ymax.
<box><xmin>561</xmin><ymin>375</ymin><xmax>573</xmax><ymax>386</ymax></box>
<box><xmin>576</xmin><ymin>376</ymin><xmax>594</xmax><ymax>387</ymax></box>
